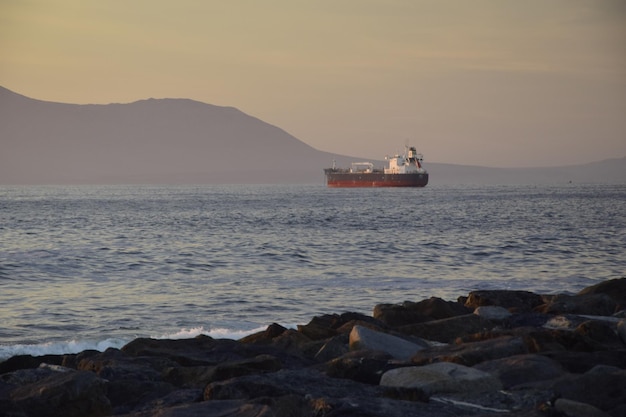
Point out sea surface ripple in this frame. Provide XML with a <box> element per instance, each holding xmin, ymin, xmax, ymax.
<box><xmin>0</xmin><ymin>183</ymin><xmax>624</xmax><ymax>358</ymax></box>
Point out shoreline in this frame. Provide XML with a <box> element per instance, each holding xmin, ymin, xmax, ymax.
<box><xmin>1</xmin><ymin>278</ymin><xmax>625</xmax><ymax>416</ymax></box>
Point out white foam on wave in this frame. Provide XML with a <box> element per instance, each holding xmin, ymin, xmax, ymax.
<box><xmin>0</xmin><ymin>338</ymin><xmax>128</xmax><ymax>361</ymax></box>
<box><xmin>0</xmin><ymin>325</ymin><xmax>282</xmax><ymax>361</ymax></box>
<box><xmin>152</xmin><ymin>325</ymin><xmax>270</xmax><ymax>341</ymax></box>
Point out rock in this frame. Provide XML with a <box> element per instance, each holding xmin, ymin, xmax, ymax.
<box><xmin>204</xmin><ymin>368</ymin><xmax>449</xmax><ymax>417</ymax></box>
<box><xmin>373</xmin><ymin>297</ymin><xmax>469</xmax><ymax>327</ymax></box>
<box><xmin>313</xmin><ymin>333</ymin><xmax>349</xmax><ymax>362</ymax></box>
<box><xmin>238</xmin><ymin>323</ymin><xmax>287</xmax><ymax>344</ymax></box>
<box><xmin>523</xmin><ymin>327</ymin><xmax>598</xmax><ymax>352</ymax></box>
<box><xmin>121</xmin><ymin>335</ymin><xmax>250</xmax><ymax>366</ymax></box>
<box><xmin>380</xmin><ymin>362</ymin><xmax>502</xmax><ymax>395</ymax></box>
<box><xmin>554</xmin><ymin>398</ymin><xmax>612</xmax><ymax>417</ymax></box>
<box><xmin>473</xmin><ymin>305</ymin><xmax>512</xmax><ymax>321</ymax></box>
<box><xmin>324</xmin><ymin>350</ymin><xmax>394</xmax><ymax>384</ymax></box>
<box><xmin>349</xmin><ymin>325</ymin><xmax>426</xmax><ymax>361</ymax></box>
<box><xmin>539</xmin><ymin>350</ymin><xmax>626</xmax><ymax>373</ymax></box>
<box><xmin>474</xmin><ymin>354</ymin><xmax>565</xmax><ymax>388</ymax></box>
<box><xmin>203</xmin><ymin>354</ymin><xmax>283</xmax><ymax>383</ymax></box>
<box><xmin>550</xmin><ymin>365</ymin><xmax>626</xmax><ymax>415</ymax></box>
<box><xmin>577</xmin><ymin>277</ymin><xmax>626</xmax><ymax>311</ymax></box>
<box><xmin>463</xmin><ymin>290</ymin><xmax>544</xmax><ymax>312</ymax></box>
<box><xmin>7</xmin><ymin>367</ymin><xmax>110</xmax><ymax>417</ymax></box>
<box><xmin>75</xmin><ymin>348</ymin><xmax>179</xmax><ymax>413</ymax></box>
<box><xmin>617</xmin><ymin>319</ymin><xmax>626</xmax><ymax>344</ymax></box>
<box><xmin>373</xmin><ymin>303</ymin><xmax>431</xmax><ymax>327</ymax></box>
<box><xmin>128</xmin><ymin>398</ymin><xmax>273</xmax><ymax>417</ymax></box>
<box><xmin>297</xmin><ymin>312</ymin><xmax>383</xmax><ymax>340</ymax></box>
<box><xmin>503</xmin><ymin>312</ymin><xmax>550</xmax><ymax>328</ymax></box>
<box><xmin>574</xmin><ymin>319</ymin><xmax>623</xmax><ymax>349</ymax></box>
<box><xmin>0</xmin><ymin>354</ymin><xmax>66</xmax><ymax>375</ymax></box>
<box><xmin>536</xmin><ymin>293</ymin><xmax>618</xmax><ymax>316</ymax></box>
<box><xmin>411</xmin><ymin>335</ymin><xmax>528</xmax><ymax>366</ymax></box>
<box><xmin>397</xmin><ymin>314</ymin><xmax>496</xmax><ymax>343</ymax></box>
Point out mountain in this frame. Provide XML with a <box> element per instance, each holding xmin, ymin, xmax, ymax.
<box><xmin>1</xmin><ymin>86</ymin><xmax>624</xmax><ymax>185</ymax></box>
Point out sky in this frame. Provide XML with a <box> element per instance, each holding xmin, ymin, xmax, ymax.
<box><xmin>1</xmin><ymin>0</ymin><xmax>625</xmax><ymax>167</ymax></box>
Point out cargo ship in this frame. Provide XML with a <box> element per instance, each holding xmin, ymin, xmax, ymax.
<box><xmin>324</xmin><ymin>146</ymin><xmax>429</xmax><ymax>187</ymax></box>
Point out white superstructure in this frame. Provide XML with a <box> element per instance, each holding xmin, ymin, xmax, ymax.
<box><xmin>384</xmin><ymin>146</ymin><xmax>426</xmax><ymax>174</ymax></box>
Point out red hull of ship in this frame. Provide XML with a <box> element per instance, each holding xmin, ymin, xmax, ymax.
<box><xmin>324</xmin><ymin>172</ymin><xmax>428</xmax><ymax>188</ymax></box>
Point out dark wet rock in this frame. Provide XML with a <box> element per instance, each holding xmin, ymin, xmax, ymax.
<box><xmin>462</xmin><ymin>325</ymin><xmax>605</xmax><ymax>354</ymax></box>
<box><xmin>618</xmin><ymin>319</ymin><xmax>626</xmax><ymax>344</ymax></box>
<box><xmin>374</xmin><ymin>297</ymin><xmax>470</xmax><ymax>327</ymax></box>
<box><xmin>6</xmin><ymin>365</ymin><xmax>110</xmax><ymax>417</ymax></box>
<box><xmin>462</xmin><ymin>290</ymin><xmax>544</xmax><ymax>313</ymax></box>
<box><xmin>121</xmin><ymin>335</ymin><xmax>250</xmax><ymax>366</ymax></box>
<box><xmin>162</xmin><ymin>354</ymin><xmax>282</xmax><ymax>388</ymax></box>
<box><xmin>238</xmin><ymin>322</ymin><xmax>288</xmax><ymax>344</ymax></box>
<box><xmin>199</xmin><ymin>354</ymin><xmax>282</xmax><ymax>383</ymax></box>
<box><xmin>502</xmin><ymin>312</ymin><xmax>551</xmax><ymax>328</ymax></box>
<box><xmin>204</xmin><ymin>368</ymin><xmax>449</xmax><ymax>417</ymax></box>
<box><xmin>313</xmin><ymin>333</ymin><xmax>349</xmax><ymax>362</ymax></box>
<box><xmin>550</xmin><ymin>365</ymin><xmax>626</xmax><ymax>415</ymax></box>
<box><xmin>474</xmin><ymin>354</ymin><xmax>565</xmax><ymax>389</ymax></box>
<box><xmin>120</xmin><ymin>399</ymin><xmax>272</xmax><ymax>417</ymax></box>
<box><xmin>536</xmin><ymin>293</ymin><xmax>619</xmax><ymax>316</ymax></box>
<box><xmin>539</xmin><ymin>349</ymin><xmax>626</xmax><ymax>373</ymax></box>
<box><xmin>324</xmin><ymin>349</ymin><xmax>394</xmax><ymax>385</ymax></box>
<box><xmin>77</xmin><ymin>347</ymin><xmax>175</xmax><ymax>380</ymax></box>
<box><xmin>412</xmin><ymin>335</ymin><xmax>528</xmax><ymax>367</ymax></box>
<box><xmin>0</xmin><ymin>354</ymin><xmax>65</xmax><ymax>375</ymax></box>
<box><xmin>554</xmin><ymin>398</ymin><xmax>612</xmax><ymax>417</ymax></box>
<box><xmin>574</xmin><ymin>319</ymin><xmax>623</xmax><ymax>349</ymax></box>
<box><xmin>577</xmin><ymin>277</ymin><xmax>626</xmax><ymax>311</ymax></box>
<box><xmin>398</xmin><ymin>314</ymin><xmax>496</xmax><ymax>343</ymax></box>
<box><xmin>297</xmin><ymin>312</ymin><xmax>385</xmax><ymax>340</ymax></box>
<box><xmin>380</xmin><ymin>362</ymin><xmax>502</xmax><ymax>395</ymax></box>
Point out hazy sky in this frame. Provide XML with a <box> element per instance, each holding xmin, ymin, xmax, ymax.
<box><xmin>2</xmin><ymin>0</ymin><xmax>625</xmax><ymax>167</ymax></box>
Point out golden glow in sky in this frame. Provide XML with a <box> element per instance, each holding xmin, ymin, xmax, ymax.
<box><xmin>1</xmin><ymin>0</ymin><xmax>625</xmax><ymax>167</ymax></box>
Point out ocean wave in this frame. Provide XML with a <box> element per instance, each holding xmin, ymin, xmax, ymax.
<box><xmin>0</xmin><ymin>325</ymin><xmax>271</xmax><ymax>362</ymax></box>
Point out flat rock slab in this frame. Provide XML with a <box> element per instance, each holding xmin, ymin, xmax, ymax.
<box><xmin>349</xmin><ymin>325</ymin><xmax>425</xmax><ymax>361</ymax></box>
<box><xmin>397</xmin><ymin>314</ymin><xmax>495</xmax><ymax>343</ymax></box>
<box><xmin>379</xmin><ymin>362</ymin><xmax>502</xmax><ymax>395</ymax></box>
<box><xmin>411</xmin><ymin>335</ymin><xmax>527</xmax><ymax>367</ymax></box>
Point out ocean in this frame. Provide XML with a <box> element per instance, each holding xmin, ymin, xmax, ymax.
<box><xmin>1</xmin><ymin>183</ymin><xmax>624</xmax><ymax>360</ymax></box>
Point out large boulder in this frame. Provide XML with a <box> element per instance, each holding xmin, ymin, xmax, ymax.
<box><xmin>536</xmin><ymin>293</ymin><xmax>619</xmax><ymax>316</ymax></box>
<box><xmin>380</xmin><ymin>362</ymin><xmax>502</xmax><ymax>395</ymax></box>
<box><xmin>577</xmin><ymin>277</ymin><xmax>626</xmax><ymax>311</ymax></box>
<box><xmin>296</xmin><ymin>312</ymin><xmax>384</xmax><ymax>340</ymax></box>
<box><xmin>550</xmin><ymin>365</ymin><xmax>626</xmax><ymax>416</ymax></box>
<box><xmin>462</xmin><ymin>290</ymin><xmax>544</xmax><ymax>313</ymax></box>
<box><xmin>473</xmin><ymin>354</ymin><xmax>565</xmax><ymax>388</ymax></box>
<box><xmin>539</xmin><ymin>350</ymin><xmax>626</xmax><ymax>373</ymax></box>
<box><xmin>324</xmin><ymin>350</ymin><xmax>394</xmax><ymax>385</ymax></box>
<box><xmin>554</xmin><ymin>398</ymin><xmax>612</xmax><ymax>417</ymax></box>
<box><xmin>411</xmin><ymin>336</ymin><xmax>528</xmax><ymax>367</ymax></box>
<box><xmin>618</xmin><ymin>319</ymin><xmax>626</xmax><ymax>344</ymax></box>
<box><xmin>121</xmin><ymin>335</ymin><xmax>249</xmax><ymax>366</ymax></box>
<box><xmin>349</xmin><ymin>325</ymin><xmax>427</xmax><ymax>361</ymax></box>
<box><xmin>398</xmin><ymin>314</ymin><xmax>496</xmax><ymax>344</ymax></box>
<box><xmin>374</xmin><ymin>297</ymin><xmax>470</xmax><ymax>327</ymax></box>
<box><xmin>6</xmin><ymin>365</ymin><xmax>110</xmax><ymax>417</ymax></box>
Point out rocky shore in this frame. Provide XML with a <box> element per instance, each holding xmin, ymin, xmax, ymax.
<box><xmin>2</xmin><ymin>278</ymin><xmax>625</xmax><ymax>417</ymax></box>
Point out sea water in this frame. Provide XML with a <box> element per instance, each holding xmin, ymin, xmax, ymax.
<box><xmin>1</xmin><ymin>183</ymin><xmax>625</xmax><ymax>360</ymax></box>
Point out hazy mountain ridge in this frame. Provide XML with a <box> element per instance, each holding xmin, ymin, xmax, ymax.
<box><xmin>1</xmin><ymin>86</ymin><xmax>624</xmax><ymax>185</ymax></box>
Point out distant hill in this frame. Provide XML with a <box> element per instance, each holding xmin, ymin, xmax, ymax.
<box><xmin>1</xmin><ymin>86</ymin><xmax>624</xmax><ymax>185</ymax></box>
